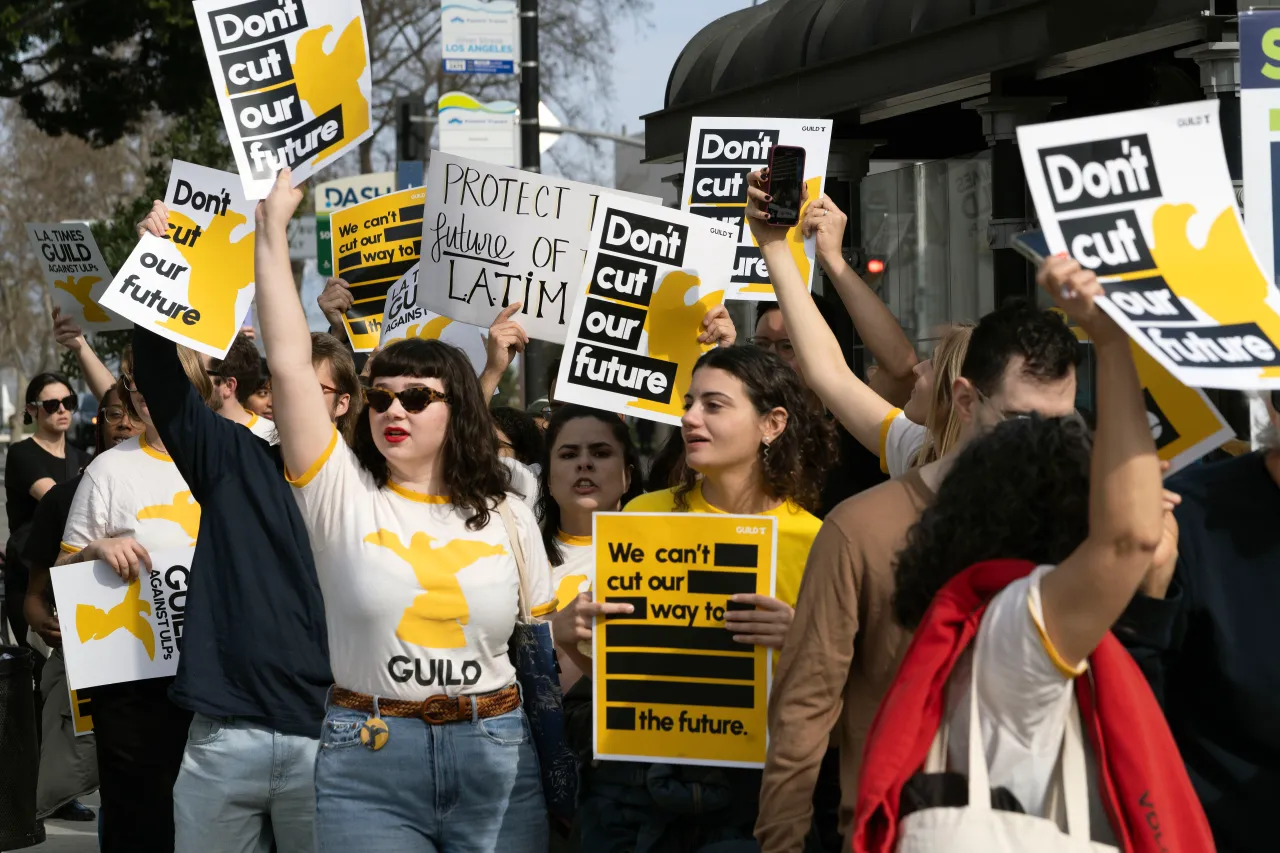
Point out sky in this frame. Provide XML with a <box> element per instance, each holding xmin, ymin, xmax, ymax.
<box><xmin>607</xmin><ymin>0</ymin><xmax>759</xmax><ymax>134</ymax></box>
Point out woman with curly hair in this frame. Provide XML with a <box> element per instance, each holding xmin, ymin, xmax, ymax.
<box><xmin>254</xmin><ymin>170</ymin><xmax>555</xmax><ymax>852</ymax></box>
<box><xmin>852</xmin><ymin>257</ymin><xmax>1214</xmax><ymax>852</ymax></box>
<box><xmin>554</xmin><ymin>344</ymin><xmax>835</xmax><ymax>851</ymax></box>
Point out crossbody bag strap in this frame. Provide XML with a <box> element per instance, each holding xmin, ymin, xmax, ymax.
<box><xmin>495</xmin><ymin>497</ymin><xmax>532</xmax><ymax>624</ymax></box>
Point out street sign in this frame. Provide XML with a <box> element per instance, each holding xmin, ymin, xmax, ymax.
<box><xmin>441</xmin><ymin>0</ymin><xmax>518</xmax><ymax>75</ymax></box>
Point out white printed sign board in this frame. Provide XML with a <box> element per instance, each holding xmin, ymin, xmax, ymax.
<box><xmin>441</xmin><ymin>0</ymin><xmax>517</xmax><ymax>74</ymax></box>
<box><xmin>680</xmin><ymin>118</ymin><xmax>832</xmax><ymax>301</ymax></box>
<box><xmin>53</xmin><ymin>548</ymin><xmax>194</xmax><ymax>691</ymax></box>
<box><xmin>194</xmin><ymin>0</ymin><xmax>374</xmax><ymax>199</ymax></box>
<box><xmin>25</xmin><ymin>222</ymin><xmax>130</xmax><ymax>331</ymax></box>
<box><xmin>438</xmin><ymin>91</ymin><xmax>518</xmax><ymax>168</ymax></box>
<box><xmin>380</xmin><ymin>263</ymin><xmax>489</xmax><ymax>375</ymax></box>
<box><xmin>555</xmin><ymin>193</ymin><xmax>737</xmax><ymax>426</ymax></box>
<box><xmin>99</xmin><ymin>160</ymin><xmax>257</xmax><ymax>358</ymax></box>
<box><xmin>1019</xmin><ymin>101</ymin><xmax>1280</xmax><ymax>390</ymax></box>
<box><xmin>419</xmin><ymin>151</ymin><xmax>661</xmax><ymax>344</ymax></box>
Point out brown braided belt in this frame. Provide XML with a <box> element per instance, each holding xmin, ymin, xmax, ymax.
<box><xmin>331</xmin><ymin>684</ymin><xmax>520</xmax><ymax>724</ymax></box>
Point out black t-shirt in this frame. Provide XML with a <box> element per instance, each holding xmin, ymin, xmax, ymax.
<box><xmin>133</xmin><ymin>328</ymin><xmax>332</xmax><ymax>737</ymax></box>
<box><xmin>4</xmin><ymin>437</ymin><xmax>88</xmax><ymax>553</ymax></box>
<box><xmin>1115</xmin><ymin>452</ymin><xmax>1280</xmax><ymax>852</ymax></box>
<box><xmin>23</xmin><ymin>473</ymin><xmax>83</xmax><ymax>574</ymax></box>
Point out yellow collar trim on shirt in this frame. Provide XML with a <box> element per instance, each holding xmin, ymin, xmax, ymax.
<box><xmin>246</xmin><ymin>413</ymin><xmax>259</xmax><ymax>429</ymax></box>
<box><xmin>387</xmin><ymin>480</ymin><xmax>450</xmax><ymax>504</ymax></box>
<box><xmin>557</xmin><ymin>531</ymin><xmax>592</xmax><ymax>547</ymax></box>
<box><xmin>287</xmin><ymin>427</ymin><xmax>337</xmax><ymax>487</ymax></box>
<box><xmin>139</xmin><ymin>434</ymin><xmax>172</xmax><ymax>462</ymax></box>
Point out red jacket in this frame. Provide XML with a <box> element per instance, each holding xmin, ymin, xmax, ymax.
<box><xmin>852</xmin><ymin>559</ymin><xmax>1214</xmax><ymax>853</ymax></box>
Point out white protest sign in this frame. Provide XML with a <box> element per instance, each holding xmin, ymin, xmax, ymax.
<box><xmin>420</xmin><ymin>152</ymin><xmax>660</xmax><ymax>344</ymax></box>
<box><xmin>380</xmin><ymin>264</ymin><xmax>488</xmax><ymax>374</ymax></box>
<box><xmin>555</xmin><ymin>194</ymin><xmax>737</xmax><ymax>426</ymax></box>
<box><xmin>194</xmin><ymin>0</ymin><xmax>374</xmax><ymax>199</ymax></box>
<box><xmin>53</xmin><ymin>547</ymin><xmax>193</xmax><ymax>691</ymax></box>
<box><xmin>1019</xmin><ymin>101</ymin><xmax>1280</xmax><ymax>390</ymax></box>
<box><xmin>25</xmin><ymin>222</ymin><xmax>129</xmax><ymax>332</ymax></box>
<box><xmin>99</xmin><ymin>160</ymin><xmax>256</xmax><ymax>358</ymax></box>
<box><xmin>681</xmin><ymin>118</ymin><xmax>831</xmax><ymax>301</ymax></box>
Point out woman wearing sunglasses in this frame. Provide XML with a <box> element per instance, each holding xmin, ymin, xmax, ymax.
<box><xmin>54</xmin><ymin>346</ymin><xmax>216</xmax><ymax>853</ymax></box>
<box><xmin>255</xmin><ymin>170</ymin><xmax>555</xmax><ymax>852</ymax></box>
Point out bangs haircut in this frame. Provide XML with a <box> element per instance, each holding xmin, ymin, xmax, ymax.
<box><xmin>354</xmin><ymin>338</ymin><xmax>511</xmax><ymax>530</ymax></box>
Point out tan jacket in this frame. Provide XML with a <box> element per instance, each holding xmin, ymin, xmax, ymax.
<box><xmin>755</xmin><ymin>469</ymin><xmax>934</xmax><ymax>852</ymax></box>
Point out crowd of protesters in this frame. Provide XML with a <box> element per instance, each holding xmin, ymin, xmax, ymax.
<box><xmin>1</xmin><ymin>160</ymin><xmax>1273</xmax><ymax>853</ymax></box>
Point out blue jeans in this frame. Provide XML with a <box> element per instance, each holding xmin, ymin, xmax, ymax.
<box><xmin>173</xmin><ymin>714</ymin><xmax>318</xmax><ymax>853</ymax></box>
<box><xmin>314</xmin><ymin>700</ymin><xmax>547</xmax><ymax>852</ymax></box>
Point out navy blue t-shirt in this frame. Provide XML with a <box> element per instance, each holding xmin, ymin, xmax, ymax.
<box><xmin>1115</xmin><ymin>452</ymin><xmax>1280</xmax><ymax>853</ymax></box>
<box><xmin>133</xmin><ymin>328</ymin><xmax>331</xmax><ymax>736</ymax></box>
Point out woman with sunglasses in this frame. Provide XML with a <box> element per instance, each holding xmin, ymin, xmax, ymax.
<box><xmin>255</xmin><ymin>170</ymin><xmax>555</xmax><ymax>852</ymax></box>
<box><xmin>23</xmin><ymin>380</ymin><xmax>142</xmax><ymax>823</ymax></box>
<box><xmin>54</xmin><ymin>346</ymin><xmax>216</xmax><ymax>853</ymax></box>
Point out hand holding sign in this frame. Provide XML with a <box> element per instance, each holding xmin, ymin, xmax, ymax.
<box><xmin>256</xmin><ymin>168</ymin><xmax>305</xmax><ymax>237</ymax></box>
<box><xmin>481</xmin><ymin>301</ymin><xmax>530</xmax><ymax>394</ymax></box>
<box><xmin>137</xmin><ymin>200</ymin><xmax>169</xmax><ymax>239</ymax></box>
<box><xmin>318</xmin><ymin>277</ymin><xmax>354</xmax><ymax>329</ymax></box>
<box><xmin>1036</xmin><ymin>254</ymin><xmax>1126</xmax><ymax>345</ymax></box>
<box><xmin>724</xmin><ymin>593</ymin><xmax>794</xmax><ymax>648</ymax></box>
<box><xmin>80</xmin><ymin>537</ymin><xmax>153</xmax><ymax>584</ymax></box>
<box><xmin>697</xmin><ymin>304</ymin><xmax>737</xmax><ymax>348</ymax></box>
<box><xmin>802</xmin><ymin>194</ymin><xmax>847</xmax><ymax>266</ymax></box>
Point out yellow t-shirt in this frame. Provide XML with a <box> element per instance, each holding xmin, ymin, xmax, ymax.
<box><xmin>622</xmin><ymin>483</ymin><xmax>821</xmax><ymax>609</ymax></box>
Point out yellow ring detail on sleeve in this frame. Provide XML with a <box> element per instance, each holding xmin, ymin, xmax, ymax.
<box><xmin>59</xmin><ymin>542</ymin><xmax>82</xmax><ymax>554</ymax></box>
<box><xmin>530</xmin><ymin>599</ymin><xmax>559</xmax><ymax>618</ymax></box>
<box><xmin>1027</xmin><ymin>593</ymin><xmax>1088</xmax><ymax>679</ymax></box>
<box><xmin>878</xmin><ymin>408</ymin><xmax>903</xmax><ymax>475</ymax></box>
<box><xmin>287</xmin><ymin>427</ymin><xmax>339</xmax><ymax>487</ymax></box>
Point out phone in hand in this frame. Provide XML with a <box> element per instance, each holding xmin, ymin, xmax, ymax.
<box><xmin>765</xmin><ymin>146</ymin><xmax>806</xmax><ymax>228</ymax></box>
<box><xmin>1011</xmin><ymin>230</ymin><xmax>1051</xmax><ymax>266</ymax></box>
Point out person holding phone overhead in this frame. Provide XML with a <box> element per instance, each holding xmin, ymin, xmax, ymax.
<box><xmin>254</xmin><ymin>169</ymin><xmax>556</xmax><ymax>853</ymax></box>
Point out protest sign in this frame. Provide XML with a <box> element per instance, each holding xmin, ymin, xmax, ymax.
<box><xmin>680</xmin><ymin>118</ymin><xmax>831</xmax><ymax>301</ymax></box>
<box><xmin>592</xmin><ymin>512</ymin><xmax>777</xmax><ymax>767</ymax></box>
<box><xmin>69</xmin><ymin>688</ymin><xmax>93</xmax><ymax>736</ymax></box>
<box><xmin>554</xmin><ymin>194</ymin><xmax>737</xmax><ymax>426</ymax></box>
<box><xmin>1059</xmin><ymin>313</ymin><xmax>1233</xmax><ymax>473</ymax></box>
<box><xmin>1242</xmin><ymin>11</ymin><xmax>1280</xmax><ymax>288</ymax></box>
<box><xmin>99</xmin><ymin>161</ymin><xmax>256</xmax><ymax>358</ymax></box>
<box><xmin>194</xmin><ymin>0</ymin><xmax>373</xmax><ymax>198</ymax></box>
<box><xmin>1019</xmin><ymin>101</ymin><xmax>1280</xmax><ymax>390</ymax></box>
<box><xmin>330</xmin><ymin>185</ymin><xmax>425</xmax><ymax>351</ymax></box>
<box><xmin>25</xmin><ymin>222</ymin><xmax>129</xmax><ymax>332</ymax></box>
<box><xmin>419</xmin><ymin>152</ymin><xmax>661</xmax><ymax>344</ymax></box>
<box><xmin>53</xmin><ymin>547</ymin><xmax>193</xmax><ymax>691</ymax></box>
<box><xmin>380</xmin><ymin>264</ymin><xmax>488</xmax><ymax>374</ymax></box>
<box><xmin>315</xmin><ymin>171</ymin><xmax>395</xmax><ymax>276</ymax></box>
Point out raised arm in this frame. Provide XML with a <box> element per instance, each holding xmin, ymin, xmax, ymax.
<box><xmin>745</xmin><ymin>170</ymin><xmax>897</xmax><ymax>455</ymax></box>
<box><xmin>804</xmin><ymin>196</ymin><xmax>918</xmax><ymax>407</ymax></box>
<box><xmin>52</xmin><ymin>308</ymin><xmax>116</xmax><ymax>400</ymax></box>
<box><xmin>1037</xmin><ymin>255</ymin><xmax>1163</xmax><ymax>668</ymax></box>
<box><xmin>255</xmin><ymin>169</ymin><xmax>333</xmax><ymax>479</ymax></box>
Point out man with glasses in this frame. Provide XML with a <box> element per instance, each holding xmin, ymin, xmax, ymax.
<box><xmin>204</xmin><ymin>333</ymin><xmax>276</xmax><ymax>441</ymax></box>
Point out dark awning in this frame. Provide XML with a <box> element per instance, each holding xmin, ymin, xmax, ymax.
<box><xmin>644</xmin><ymin>0</ymin><xmax>1219</xmax><ymax>162</ymax></box>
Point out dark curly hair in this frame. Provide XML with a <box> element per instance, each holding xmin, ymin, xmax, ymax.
<box><xmin>892</xmin><ymin>415</ymin><xmax>1092</xmax><ymax>630</ymax></box>
<box><xmin>961</xmin><ymin>299</ymin><xmax>1080</xmax><ymax>397</ymax></box>
<box><xmin>536</xmin><ymin>405</ymin><xmax>643</xmax><ymax>567</ymax></box>
<box><xmin>355</xmin><ymin>338</ymin><xmax>511</xmax><ymax>531</ymax></box>
<box><xmin>674</xmin><ymin>346</ymin><xmax>836</xmax><ymax>514</ymax></box>
<box><xmin>490</xmin><ymin>406</ymin><xmax>545</xmax><ymax>467</ymax></box>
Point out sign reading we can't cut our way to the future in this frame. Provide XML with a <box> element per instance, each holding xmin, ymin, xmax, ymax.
<box><xmin>592</xmin><ymin>512</ymin><xmax>777</xmax><ymax>767</ymax></box>
<box><xmin>1019</xmin><ymin>101</ymin><xmax>1280</xmax><ymax>390</ymax></box>
<box><xmin>99</xmin><ymin>160</ymin><xmax>257</xmax><ymax>358</ymax></box>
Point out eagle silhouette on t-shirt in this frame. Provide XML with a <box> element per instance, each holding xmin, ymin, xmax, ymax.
<box><xmin>136</xmin><ymin>490</ymin><xmax>202</xmax><ymax>545</ymax></box>
<box><xmin>364</xmin><ymin>530</ymin><xmax>507</xmax><ymax>649</ymax></box>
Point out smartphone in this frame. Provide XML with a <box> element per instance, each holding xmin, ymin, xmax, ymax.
<box><xmin>766</xmin><ymin>146</ymin><xmax>806</xmax><ymax>227</ymax></box>
<box><xmin>1011</xmin><ymin>230</ymin><xmax>1051</xmax><ymax>266</ymax></box>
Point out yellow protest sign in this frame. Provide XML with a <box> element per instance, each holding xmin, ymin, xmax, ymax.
<box><xmin>592</xmin><ymin>512</ymin><xmax>777</xmax><ymax>768</ymax></box>
<box><xmin>331</xmin><ymin>186</ymin><xmax>425</xmax><ymax>351</ymax></box>
<box><xmin>69</xmin><ymin>687</ymin><xmax>93</xmax><ymax>736</ymax></box>
<box><xmin>1057</xmin><ymin>310</ymin><xmax>1234</xmax><ymax>472</ymax></box>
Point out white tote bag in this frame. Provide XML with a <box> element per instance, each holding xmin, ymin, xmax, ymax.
<box><xmin>895</xmin><ymin>651</ymin><xmax>1118</xmax><ymax>853</ymax></box>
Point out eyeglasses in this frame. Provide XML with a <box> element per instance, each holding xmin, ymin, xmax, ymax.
<box><xmin>320</xmin><ymin>384</ymin><xmax>340</xmax><ymax>397</ymax></box>
<box><xmin>120</xmin><ymin>373</ymin><xmax>138</xmax><ymax>393</ymax></box>
<box><xmin>974</xmin><ymin>386</ymin><xmax>1087</xmax><ymax>430</ymax></box>
<box><xmin>32</xmin><ymin>395</ymin><xmax>78</xmax><ymax>415</ymax></box>
<box><xmin>751</xmin><ymin>337</ymin><xmax>795</xmax><ymax>359</ymax></box>
<box><xmin>363</xmin><ymin>386</ymin><xmax>450</xmax><ymax>414</ymax></box>
<box><xmin>103</xmin><ymin>406</ymin><xmax>133</xmax><ymax>425</ymax></box>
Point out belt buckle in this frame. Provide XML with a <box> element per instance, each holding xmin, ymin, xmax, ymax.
<box><xmin>420</xmin><ymin>695</ymin><xmax>454</xmax><ymax>724</ymax></box>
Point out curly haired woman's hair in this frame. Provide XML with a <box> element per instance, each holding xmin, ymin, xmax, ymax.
<box><xmin>536</xmin><ymin>405</ymin><xmax>643</xmax><ymax>567</ymax></box>
<box><xmin>491</xmin><ymin>406</ymin><xmax>545</xmax><ymax>468</ymax></box>
<box><xmin>674</xmin><ymin>346</ymin><xmax>836</xmax><ymax>514</ymax></box>
<box><xmin>892</xmin><ymin>414</ymin><xmax>1092</xmax><ymax>630</ymax></box>
<box><xmin>354</xmin><ymin>338</ymin><xmax>511</xmax><ymax>531</ymax></box>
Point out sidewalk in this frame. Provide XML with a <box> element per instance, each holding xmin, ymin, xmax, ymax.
<box><xmin>26</xmin><ymin>792</ymin><xmax>99</xmax><ymax>852</ymax></box>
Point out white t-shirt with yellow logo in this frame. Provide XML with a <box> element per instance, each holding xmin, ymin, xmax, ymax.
<box><xmin>61</xmin><ymin>435</ymin><xmax>200</xmax><ymax>554</ymax></box>
<box><xmin>289</xmin><ymin>430</ymin><xmax>556</xmax><ymax>701</ymax></box>
<box><xmin>245</xmin><ymin>413</ymin><xmax>278</xmax><ymax>444</ymax></box>
<box><xmin>552</xmin><ymin>531</ymin><xmax>593</xmax><ymax>611</ymax></box>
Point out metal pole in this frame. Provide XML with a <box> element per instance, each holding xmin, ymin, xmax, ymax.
<box><xmin>519</xmin><ymin>0</ymin><xmax>540</xmax><ymax>173</ymax></box>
